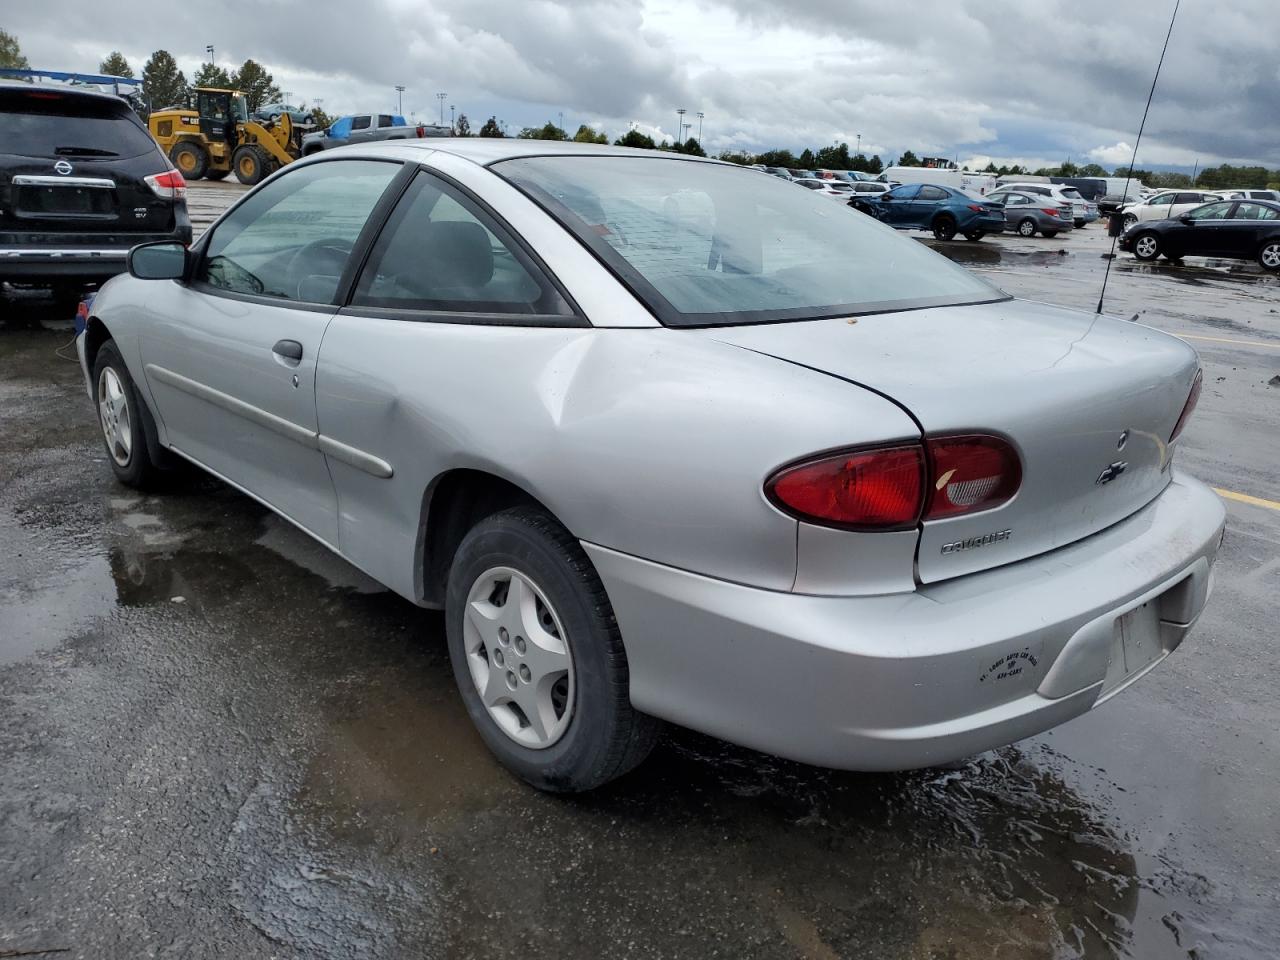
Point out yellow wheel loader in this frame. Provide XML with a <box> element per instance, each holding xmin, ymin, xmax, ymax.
<box><xmin>148</xmin><ymin>88</ymin><xmax>300</xmax><ymax>186</ymax></box>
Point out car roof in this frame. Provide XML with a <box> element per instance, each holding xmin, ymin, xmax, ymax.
<box><xmin>351</xmin><ymin>138</ymin><xmax>726</xmax><ymax>166</ymax></box>
<box><xmin>0</xmin><ymin>80</ymin><xmax>130</xmax><ymax>107</ymax></box>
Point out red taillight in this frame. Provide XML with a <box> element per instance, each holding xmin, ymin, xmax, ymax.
<box><xmin>144</xmin><ymin>170</ymin><xmax>187</xmax><ymax>200</ymax></box>
<box><xmin>1042</xmin><ymin>208</ymin><xmax>1062</xmax><ymax>217</ymax></box>
<box><xmin>766</xmin><ymin>445</ymin><xmax>925</xmax><ymax>530</ymax></box>
<box><xmin>416</xmin><ymin>125</ymin><xmax>426</xmax><ymax>137</ymax></box>
<box><xmin>1169</xmin><ymin>369</ymin><xmax>1203</xmax><ymax>442</ymax></box>
<box><xmin>767</xmin><ymin>435</ymin><xmax>1022</xmax><ymax>530</ymax></box>
<box><xmin>967</xmin><ymin>204</ymin><xmax>986</xmax><ymax>212</ymax></box>
<box><xmin>924</xmin><ymin>435</ymin><xmax>1021</xmax><ymax>519</ymax></box>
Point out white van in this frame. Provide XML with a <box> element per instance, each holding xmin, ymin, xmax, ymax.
<box><xmin>881</xmin><ymin>167</ymin><xmax>997</xmax><ymax>195</ymax></box>
<box><xmin>1099</xmin><ymin>177</ymin><xmax>1147</xmax><ymax>203</ymax></box>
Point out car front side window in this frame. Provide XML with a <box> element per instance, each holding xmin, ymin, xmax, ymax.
<box><xmin>196</xmin><ymin>159</ymin><xmax>401</xmax><ymax>303</ymax></box>
<box><xmin>350</xmin><ymin>170</ymin><xmax>573</xmax><ymax>318</ymax></box>
<box><xmin>1186</xmin><ymin>201</ymin><xmax>1234</xmax><ymax>221</ymax></box>
<box><xmin>918</xmin><ymin>185</ymin><xmax>948</xmax><ymax>201</ymax></box>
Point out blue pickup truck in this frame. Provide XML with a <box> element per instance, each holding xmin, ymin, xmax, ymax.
<box><xmin>301</xmin><ymin>113</ymin><xmax>450</xmax><ymax>155</ymax></box>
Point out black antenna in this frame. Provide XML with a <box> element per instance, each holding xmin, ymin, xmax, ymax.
<box><xmin>1097</xmin><ymin>0</ymin><xmax>1181</xmax><ymax>315</ymax></box>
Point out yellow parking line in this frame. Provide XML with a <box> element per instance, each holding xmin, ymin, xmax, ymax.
<box><xmin>1215</xmin><ymin>488</ymin><xmax>1280</xmax><ymax>512</ymax></box>
<box><xmin>1176</xmin><ymin>333</ymin><xmax>1280</xmax><ymax>349</ymax></box>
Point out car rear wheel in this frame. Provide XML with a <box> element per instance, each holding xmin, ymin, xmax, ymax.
<box><xmin>232</xmin><ymin>145</ymin><xmax>272</xmax><ymax>185</ymax></box>
<box><xmin>1042</xmin><ymin>230</ymin><xmax>1059</xmax><ymax>239</ymax></box>
<box><xmin>169</xmin><ymin>141</ymin><xmax>208</xmax><ymax>181</ymax></box>
<box><xmin>932</xmin><ymin>215</ymin><xmax>957</xmax><ymax>241</ymax></box>
<box><xmin>445</xmin><ymin>506</ymin><xmax>661</xmax><ymax>792</ymax></box>
<box><xmin>91</xmin><ymin>340</ymin><xmax>165</xmax><ymax>489</ymax></box>
<box><xmin>962</xmin><ymin>231</ymin><xmax>985</xmax><ymax>241</ymax></box>
<box><xmin>1017</xmin><ymin>218</ymin><xmax>1037</xmax><ymax>237</ymax></box>
<box><xmin>1133</xmin><ymin>232</ymin><xmax>1161</xmax><ymax>261</ymax></box>
<box><xmin>1257</xmin><ymin>241</ymin><xmax>1280</xmax><ymax>271</ymax></box>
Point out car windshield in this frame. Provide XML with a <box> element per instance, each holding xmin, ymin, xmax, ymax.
<box><xmin>494</xmin><ymin>156</ymin><xmax>1004</xmax><ymax>327</ymax></box>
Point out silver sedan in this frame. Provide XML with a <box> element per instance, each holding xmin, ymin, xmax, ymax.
<box><xmin>76</xmin><ymin>140</ymin><xmax>1224</xmax><ymax>791</ymax></box>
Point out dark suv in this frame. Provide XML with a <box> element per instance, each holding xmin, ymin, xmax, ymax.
<box><xmin>1</xmin><ymin>81</ymin><xmax>192</xmax><ymax>304</ymax></box>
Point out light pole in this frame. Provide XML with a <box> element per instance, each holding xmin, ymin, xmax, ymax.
<box><xmin>856</xmin><ymin>133</ymin><xmax>861</xmax><ymax>156</ymax></box>
<box><xmin>675</xmin><ymin>107</ymin><xmax>686</xmax><ymax>144</ymax></box>
<box><xmin>437</xmin><ymin>92</ymin><xmax>447</xmax><ymax>126</ymax></box>
<box><xmin>696</xmin><ymin>111</ymin><xmax>704</xmax><ymax>142</ymax></box>
<box><xmin>205</xmin><ymin>44</ymin><xmax>214</xmax><ymax>64</ymax></box>
<box><xmin>394</xmin><ymin>85</ymin><xmax>405</xmax><ymax>115</ymax></box>
<box><xmin>450</xmin><ymin>104</ymin><xmax>455</xmax><ymax>133</ymax></box>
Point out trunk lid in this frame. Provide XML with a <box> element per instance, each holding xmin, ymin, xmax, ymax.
<box><xmin>704</xmin><ymin>300</ymin><xmax>1199</xmax><ymax>583</ymax></box>
<box><xmin>0</xmin><ymin>86</ymin><xmax>176</xmax><ymax>242</ymax></box>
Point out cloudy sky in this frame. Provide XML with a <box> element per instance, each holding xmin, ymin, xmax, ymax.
<box><xmin>9</xmin><ymin>0</ymin><xmax>1278</xmax><ymax>170</ymax></box>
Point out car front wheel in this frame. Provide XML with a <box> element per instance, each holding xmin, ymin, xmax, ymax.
<box><xmin>445</xmin><ymin>506</ymin><xmax>661</xmax><ymax>792</ymax></box>
<box><xmin>1017</xmin><ymin>217</ymin><xmax>1037</xmax><ymax>237</ymax></box>
<box><xmin>91</xmin><ymin>340</ymin><xmax>165</xmax><ymax>488</ymax></box>
<box><xmin>1133</xmin><ymin>232</ymin><xmax>1161</xmax><ymax>261</ymax></box>
<box><xmin>1258</xmin><ymin>240</ymin><xmax>1280</xmax><ymax>271</ymax></box>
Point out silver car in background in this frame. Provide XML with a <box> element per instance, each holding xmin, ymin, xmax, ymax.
<box><xmin>76</xmin><ymin>141</ymin><xmax>1224</xmax><ymax>792</ymax></box>
<box><xmin>996</xmin><ymin>191</ymin><xmax>1075</xmax><ymax>237</ymax></box>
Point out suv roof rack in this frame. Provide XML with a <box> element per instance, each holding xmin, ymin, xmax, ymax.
<box><xmin>0</xmin><ymin>68</ymin><xmax>142</xmax><ymax>98</ymax></box>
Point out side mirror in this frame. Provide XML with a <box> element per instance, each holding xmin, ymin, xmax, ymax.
<box><xmin>128</xmin><ymin>241</ymin><xmax>188</xmax><ymax>280</ymax></box>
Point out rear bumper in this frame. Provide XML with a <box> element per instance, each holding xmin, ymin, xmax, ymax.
<box><xmin>0</xmin><ymin>248</ymin><xmax>130</xmax><ymax>280</ymax></box>
<box><xmin>962</xmin><ymin>214</ymin><xmax>1006</xmax><ymax>232</ymax></box>
<box><xmin>588</xmin><ymin>472</ymin><xmax>1225</xmax><ymax>770</ymax></box>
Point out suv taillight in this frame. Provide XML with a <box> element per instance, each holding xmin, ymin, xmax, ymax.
<box><xmin>416</xmin><ymin>125</ymin><xmax>426</xmax><ymax>137</ymax></box>
<box><xmin>766</xmin><ymin>435</ymin><xmax>1021</xmax><ymax>530</ymax></box>
<box><xmin>145</xmin><ymin>170</ymin><xmax>187</xmax><ymax>200</ymax></box>
<box><xmin>1169</xmin><ymin>369</ymin><xmax>1203</xmax><ymax>443</ymax></box>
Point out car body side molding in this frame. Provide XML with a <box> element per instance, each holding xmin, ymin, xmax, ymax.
<box><xmin>144</xmin><ymin>363</ymin><xmax>394</xmax><ymax>479</ymax></box>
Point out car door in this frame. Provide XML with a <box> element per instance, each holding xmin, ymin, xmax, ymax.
<box><xmin>313</xmin><ymin>167</ymin><xmax>582</xmax><ymax>594</ymax></box>
<box><xmin>138</xmin><ymin>158</ymin><xmax>406</xmax><ymax>546</ymax></box>
<box><xmin>914</xmin><ymin>184</ymin><xmax>948</xmax><ymax>226</ymax></box>
<box><xmin>1168</xmin><ymin>192</ymin><xmax>1210</xmax><ymax>219</ymax></box>
<box><xmin>1217</xmin><ymin>201</ymin><xmax>1280</xmax><ymax>257</ymax></box>
<box><xmin>1165</xmin><ymin>200</ymin><xmax>1234</xmax><ymax>257</ymax></box>
<box><xmin>877</xmin><ymin>183</ymin><xmax>919</xmax><ymax>225</ymax></box>
<box><xmin>1140</xmin><ymin>192</ymin><xmax>1176</xmax><ymax>222</ymax></box>
<box><xmin>348</xmin><ymin>115</ymin><xmax>374</xmax><ymax>143</ymax></box>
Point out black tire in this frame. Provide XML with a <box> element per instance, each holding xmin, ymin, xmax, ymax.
<box><xmin>1074</xmin><ymin>219</ymin><xmax>1086</xmax><ymax>228</ymax></box>
<box><xmin>445</xmin><ymin>506</ymin><xmax>661</xmax><ymax>792</ymax></box>
<box><xmin>1017</xmin><ymin>217</ymin><xmax>1038</xmax><ymax>238</ymax></box>
<box><xmin>203</xmin><ymin>168</ymin><xmax>230</xmax><ymax>181</ymax></box>
<box><xmin>1257</xmin><ymin>240</ymin><xmax>1280</xmax><ymax>272</ymax></box>
<box><xmin>963</xmin><ymin>231</ymin><xmax>985</xmax><ymax>241</ymax></box>
<box><xmin>91</xmin><ymin>340</ymin><xmax>165</xmax><ymax>489</ymax></box>
<box><xmin>932</xmin><ymin>215</ymin><xmax>957</xmax><ymax>241</ymax></box>
<box><xmin>169</xmin><ymin>141</ymin><xmax>208</xmax><ymax>181</ymax></box>
<box><xmin>232</xmin><ymin>145</ymin><xmax>271</xmax><ymax>185</ymax></box>
<box><xmin>1042</xmin><ymin>230</ymin><xmax>1059</xmax><ymax>239</ymax></box>
<box><xmin>1132</xmin><ymin>231</ymin><xmax>1161</xmax><ymax>262</ymax></box>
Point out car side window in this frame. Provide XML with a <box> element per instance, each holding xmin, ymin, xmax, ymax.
<box><xmin>350</xmin><ymin>170</ymin><xmax>573</xmax><ymax>318</ymax></box>
<box><xmin>1186</xmin><ymin>201</ymin><xmax>1234</xmax><ymax>221</ymax></box>
<box><xmin>1234</xmin><ymin>202</ymin><xmax>1279</xmax><ymax>220</ymax></box>
<box><xmin>918</xmin><ymin>185</ymin><xmax>948</xmax><ymax>201</ymax></box>
<box><xmin>1150</xmin><ymin>193</ymin><xmax>1174</xmax><ymax>205</ymax></box>
<box><xmin>351</xmin><ymin>115</ymin><xmax>371</xmax><ymax>131</ymax></box>
<box><xmin>378</xmin><ymin>114</ymin><xmax>394</xmax><ymax>128</ymax></box>
<box><xmin>197</xmin><ymin>160</ymin><xmax>400</xmax><ymax>303</ymax></box>
<box><xmin>886</xmin><ymin>184</ymin><xmax>920</xmax><ymax>200</ymax></box>
<box><xmin>1174</xmin><ymin>193</ymin><xmax>1204</xmax><ymax>204</ymax></box>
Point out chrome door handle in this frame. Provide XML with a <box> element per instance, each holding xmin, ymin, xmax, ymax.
<box><xmin>272</xmin><ymin>339</ymin><xmax>303</xmax><ymax>364</ymax></box>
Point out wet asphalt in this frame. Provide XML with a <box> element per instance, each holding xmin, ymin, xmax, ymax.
<box><xmin>1</xmin><ymin>193</ymin><xmax>1278</xmax><ymax>959</ymax></box>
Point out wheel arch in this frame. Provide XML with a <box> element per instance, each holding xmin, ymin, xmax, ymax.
<box><xmin>416</xmin><ymin>467</ymin><xmax>567</xmax><ymax>607</ymax></box>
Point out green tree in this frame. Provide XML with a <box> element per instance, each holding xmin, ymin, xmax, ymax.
<box><xmin>982</xmin><ymin>161</ymin><xmax>999</xmax><ymax>173</ymax></box>
<box><xmin>307</xmin><ymin>106</ymin><xmax>334</xmax><ymax>130</ymax></box>
<box><xmin>141</xmin><ymin>50</ymin><xmax>189</xmax><ymax>110</ymax></box>
<box><xmin>717</xmin><ymin>150</ymin><xmax>753</xmax><ymax>165</ymax></box>
<box><xmin>1007</xmin><ymin>164</ymin><xmax>1024</xmax><ymax>175</ymax></box>
<box><xmin>1078</xmin><ymin>163</ymin><xmax>1107</xmax><ymax>177</ymax></box>
<box><xmin>798</xmin><ymin>148</ymin><xmax>816</xmax><ymax>168</ymax></box>
<box><xmin>455</xmin><ymin>113</ymin><xmax>472</xmax><ymax>136</ymax></box>
<box><xmin>815</xmin><ymin>142</ymin><xmax>853</xmax><ymax>170</ymax></box>
<box><xmin>677</xmin><ymin>137</ymin><xmax>706</xmax><ymax>157</ymax></box>
<box><xmin>478</xmin><ymin>116</ymin><xmax>504</xmax><ymax>137</ymax></box>
<box><xmin>230</xmin><ymin>59</ymin><xmax>280</xmax><ymax>112</ymax></box>
<box><xmin>572</xmin><ymin>123</ymin><xmax>608</xmax><ymax>144</ymax></box>
<box><xmin>866</xmin><ymin>155</ymin><xmax>883</xmax><ymax>174</ymax></box>
<box><xmin>753</xmin><ymin>149</ymin><xmax>798</xmax><ymax>168</ymax></box>
<box><xmin>191</xmin><ymin>61</ymin><xmax>232</xmax><ymax>90</ymax></box>
<box><xmin>614</xmin><ymin>129</ymin><xmax>657</xmax><ymax>149</ymax></box>
<box><xmin>99</xmin><ymin>51</ymin><xmax>133</xmax><ymax>78</ymax></box>
<box><xmin>517</xmin><ymin>122</ymin><xmax>567</xmax><ymax>140</ymax></box>
<box><xmin>0</xmin><ymin>29</ymin><xmax>29</xmax><ymax>69</ymax></box>
<box><xmin>897</xmin><ymin>150</ymin><xmax>922</xmax><ymax>167</ymax></box>
<box><xmin>1058</xmin><ymin>159</ymin><xmax>1080</xmax><ymax>176</ymax></box>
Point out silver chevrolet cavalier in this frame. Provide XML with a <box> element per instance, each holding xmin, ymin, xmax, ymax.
<box><xmin>76</xmin><ymin>140</ymin><xmax>1225</xmax><ymax>791</ymax></box>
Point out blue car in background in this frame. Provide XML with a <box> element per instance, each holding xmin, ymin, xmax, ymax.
<box><xmin>867</xmin><ymin>183</ymin><xmax>1006</xmax><ymax>241</ymax></box>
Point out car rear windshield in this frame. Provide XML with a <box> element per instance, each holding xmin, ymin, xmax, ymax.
<box><xmin>0</xmin><ymin>92</ymin><xmax>156</xmax><ymax>160</ymax></box>
<box><xmin>494</xmin><ymin>156</ymin><xmax>1004</xmax><ymax>327</ymax></box>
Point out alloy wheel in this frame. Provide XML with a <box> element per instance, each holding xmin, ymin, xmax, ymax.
<box><xmin>97</xmin><ymin>367</ymin><xmax>132</xmax><ymax>467</ymax></box>
<box><xmin>1260</xmin><ymin>243</ymin><xmax>1280</xmax><ymax>270</ymax></box>
<box><xmin>1018</xmin><ymin>218</ymin><xmax>1036</xmax><ymax>237</ymax></box>
<box><xmin>1135</xmin><ymin>235</ymin><xmax>1159</xmax><ymax>260</ymax></box>
<box><xmin>463</xmin><ymin>566</ymin><xmax>574</xmax><ymax>748</ymax></box>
